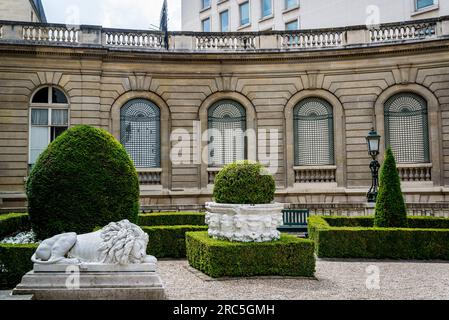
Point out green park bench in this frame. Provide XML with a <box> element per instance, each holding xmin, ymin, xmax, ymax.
<box><xmin>278</xmin><ymin>209</ymin><xmax>310</xmax><ymax>236</ymax></box>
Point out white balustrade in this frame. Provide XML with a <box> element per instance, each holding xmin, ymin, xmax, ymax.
<box><xmin>281</xmin><ymin>31</ymin><xmax>344</xmax><ymax>49</ymax></box>
<box><xmin>104</xmin><ymin>31</ymin><xmax>163</xmax><ymax>48</ymax></box>
<box><xmin>370</xmin><ymin>22</ymin><xmax>436</xmax><ymax>43</ymax></box>
<box><xmin>22</xmin><ymin>25</ymin><xmax>79</xmax><ymax>43</ymax></box>
<box><xmin>397</xmin><ymin>163</ymin><xmax>432</xmax><ymax>182</ymax></box>
<box><xmin>195</xmin><ymin>34</ymin><xmax>256</xmax><ymax>51</ymax></box>
<box><xmin>207</xmin><ymin>168</ymin><xmax>221</xmax><ymax>184</ymax></box>
<box><xmin>137</xmin><ymin>169</ymin><xmax>162</xmax><ymax>185</ymax></box>
<box><xmin>294</xmin><ymin>166</ymin><xmax>337</xmax><ymax>183</ymax></box>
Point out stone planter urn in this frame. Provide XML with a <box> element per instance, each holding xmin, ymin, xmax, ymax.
<box><xmin>205</xmin><ymin>202</ymin><xmax>284</xmax><ymax>242</ymax></box>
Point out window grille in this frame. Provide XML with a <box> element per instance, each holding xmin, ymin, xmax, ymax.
<box><xmin>385</xmin><ymin>93</ymin><xmax>429</xmax><ymax>163</ymax></box>
<box><xmin>294</xmin><ymin>98</ymin><xmax>334</xmax><ymax>166</ymax></box>
<box><xmin>120</xmin><ymin>99</ymin><xmax>161</xmax><ymax>168</ymax></box>
<box><xmin>208</xmin><ymin>100</ymin><xmax>246</xmax><ymax>167</ymax></box>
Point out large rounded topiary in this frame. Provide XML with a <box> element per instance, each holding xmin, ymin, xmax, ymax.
<box><xmin>213</xmin><ymin>161</ymin><xmax>275</xmax><ymax>204</ymax></box>
<box><xmin>26</xmin><ymin>125</ymin><xmax>140</xmax><ymax>239</ymax></box>
<box><xmin>374</xmin><ymin>147</ymin><xmax>408</xmax><ymax>228</ymax></box>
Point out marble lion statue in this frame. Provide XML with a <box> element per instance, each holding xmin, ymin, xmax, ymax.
<box><xmin>31</xmin><ymin>220</ymin><xmax>156</xmax><ymax>265</ymax></box>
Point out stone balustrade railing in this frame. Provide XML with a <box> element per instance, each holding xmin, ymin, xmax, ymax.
<box><xmin>397</xmin><ymin>163</ymin><xmax>432</xmax><ymax>182</ymax></box>
<box><xmin>369</xmin><ymin>21</ymin><xmax>436</xmax><ymax>43</ymax></box>
<box><xmin>194</xmin><ymin>33</ymin><xmax>257</xmax><ymax>51</ymax></box>
<box><xmin>0</xmin><ymin>16</ymin><xmax>448</xmax><ymax>52</ymax></box>
<box><xmin>103</xmin><ymin>29</ymin><xmax>164</xmax><ymax>48</ymax></box>
<box><xmin>294</xmin><ymin>166</ymin><xmax>337</xmax><ymax>183</ymax></box>
<box><xmin>137</xmin><ymin>169</ymin><xmax>162</xmax><ymax>185</ymax></box>
<box><xmin>280</xmin><ymin>30</ymin><xmax>344</xmax><ymax>49</ymax></box>
<box><xmin>207</xmin><ymin>168</ymin><xmax>221</xmax><ymax>185</ymax></box>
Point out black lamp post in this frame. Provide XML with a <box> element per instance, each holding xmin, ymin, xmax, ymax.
<box><xmin>366</xmin><ymin>128</ymin><xmax>381</xmax><ymax>203</ymax></box>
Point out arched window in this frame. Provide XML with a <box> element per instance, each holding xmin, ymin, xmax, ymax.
<box><xmin>29</xmin><ymin>86</ymin><xmax>69</xmax><ymax>166</ymax></box>
<box><xmin>208</xmin><ymin>100</ymin><xmax>246</xmax><ymax>167</ymax></box>
<box><xmin>384</xmin><ymin>93</ymin><xmax>429</xmax><ymax>163</ymax></box>
<box><xmin>294</xmin><ymin>98</ymin><xmax>334</xmax><ymax>166</ymax></box>
<box><xmin>120</xmin><ymin>99</ymin><xmax>160</xmax><ymax>168</ymax></box>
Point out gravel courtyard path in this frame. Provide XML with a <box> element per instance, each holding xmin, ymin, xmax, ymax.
<box><xmin>158</xmin><ymin>259</ymin><xmax>449</xmax><ymax>300</ymax></box>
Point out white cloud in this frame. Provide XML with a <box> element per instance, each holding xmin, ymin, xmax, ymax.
<box><xmin>42</xmin><ymin>0</ymin><xmax>182</xmax><ymax>30</ymax></box>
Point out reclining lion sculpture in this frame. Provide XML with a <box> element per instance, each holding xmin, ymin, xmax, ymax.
<box><xmin>31</xmin><ymin>220</ymin><xmax>156</xmax><ymax>265</ymax></box>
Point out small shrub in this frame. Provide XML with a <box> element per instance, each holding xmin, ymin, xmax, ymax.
<box><xmin>26</xmin><ymin>125</ymin><xmax>140</xmax><ymax>239</ymax></box>
<box><xmin>138</xmin><ymin>212</ymin><xmax>206</xmax><ymax>226</ymax></box>
<box><xmin>186</xmin><ymin>232</ymin><xmax>315</xmax><ymax>278</ymax></box>
<box><xmin>142</xmin><ymin>225</ymin><xmax>208</xmax><ymax>258</ymax></box>
<box><xmin>213</xmin><ymin>161</ymin><xmax>275</xmax><ymax>204</ymax></box>
<box><xmin>0</xmin><ymin>213</ymin><xmax>30</xmax><ymax>238</ymax></box>
<box><xmin>0</xmin><ymin>244</ymin><xmax>38</xmax><ymax>289</ymax></box>
<box><xmin>374</xmin><ymin>147</ymin><xmax>407</xmax><ymax>228</ymax></box>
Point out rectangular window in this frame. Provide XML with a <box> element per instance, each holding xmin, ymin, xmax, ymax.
<box><xmin>261</xmin><ymin>0</ymin><xmax>272</xmax><ymax>18</ymax></box>
<box><xmin>202</xmin><ymin>17</ymin><xmax>211</xmax><ymax>32</ymax></box>
<box><xmin>286</xmin><ymin>20</ymin><xmax>298</xmax><ymax>30</ymax></box>
<box><xmin>220</xmin><ymin>10</ymin><xmax>229</xmax><ymax>32</ymax></box>
<box><xmin>240</xmin><ymin>1</ymin><xmax>250</xmax><ymax>26</ymax></box>
<box><xmin>285</xmin><ymin>0</ymin><xmax>298</xmax><ymax>9</ymax></box>
<box><xmin>416</xmin><ymin>0</ymin><xmax>434</xmax><ymax>10</ymax></box>
<box><xmin>29</xmin><ymin>109</ymin><xmax>68</xmax><ymax>165</ymax></box>
<box><xmin>202</xmin><ymin>0</ymin><xmax>211</xmax><ymax>9</ymax></box>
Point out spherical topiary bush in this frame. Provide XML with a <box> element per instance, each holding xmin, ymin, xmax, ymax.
<box><xmin>26</xmin><ymin>125</ymin><xmax>140</xmax><ymax>239</ymax></box>
<box><xmin>213</xmin><ymin>161</ymin><xmax>275</xmax><ymax>204</ymax></box>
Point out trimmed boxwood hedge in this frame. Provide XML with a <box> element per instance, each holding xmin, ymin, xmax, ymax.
<box><xmin>309</xmin><ymin>216</ymin><xmax>449</xmax><ymax>260</ymax></box>
<box><xmin>0</xmin><ymin>213</ymin><xmax>30</xmax><ymax>238</ymax></box>
<box><xmin>0</xmin><ymin>244</ymin><xmax>38</xmax><ymax>289</ymax></box>
<box><xmin>138</xmin><ymin>212</ymin><xmax>206</xmax><ymax>226</ymax></box>
<box><xmin>27</xmin><ymin>125</ymin><xmax>140</xmax><ymax>240</ymax></box>
<box><xmin>213</xmin><ymin>161</ymin><xmax>276</xmax><ymax>204</ymax></box>
<box><xmin>143</xmin><ymin>225</ymin><xmax>208</xmax><ymax>258</ymax></box>
<box><xmin>186</xmin><ymin>232</ymin><xmax>316</xmax><ymax>278</ymax></box>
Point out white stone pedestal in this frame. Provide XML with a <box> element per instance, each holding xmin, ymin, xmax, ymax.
<box><xmin>205</xmin><ymin>202</ymin><xmax>284</xmax><ymax>242</ymax></box>
<box><xmin>13</xmin><ymin>263</ymin><xmax>165</xmax><ymax>300</ymax></box>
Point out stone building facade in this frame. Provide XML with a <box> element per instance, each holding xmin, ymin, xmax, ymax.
<box><xmin>0</xmin><ymin>0</ymin><xmax>46</xmax><ymax>23</ymax></box>
<box><xmin>183</xmin><ymin>0</ymin><xmax>449</xmax><ymax>32</ymax></box>
<box><xmin>0</xmin><ymin>17</ymin><xmax>449</xmax><ymax>215</ymax></box>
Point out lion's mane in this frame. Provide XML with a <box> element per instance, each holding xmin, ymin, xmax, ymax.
<box><xmin>98</xmin><ymin>220</ymin><xmax>149</xmax><ymax>265</ymax></box>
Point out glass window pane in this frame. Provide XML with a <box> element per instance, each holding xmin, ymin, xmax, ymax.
<box><xmin>31</xmin><ymin>109</ymin><xmax>49</xmax><ymax>125</ymax></box>
<box><xmin>52</xmin><ymin>88</ymin><xmax>68</xmax><ymax>104</ymax></box>
<box><xmin>208</xmin><ymin>101</ymin><xmax>246</xmax><ymax>167</ymax></box>
<box><xmin>240</xmin><ymin>2</ymin><xmax>250</xmax><ymax>26</ymax></box>
<box><xmin>220</xmin><ymin>10</ymin><xmax>229</xmax><ymax>32</ymax></box>
<box><xmin>51</xmin><ymin>109</ymin><xmax>68</xmax><ymax>126</ymax></box>
<box><xmin>120</xmin><ymin>99</ymin><xmax>161</xmax><ymax>168</ymax></box>
<box><xmin>262</xmin><ymin>0</ymin><xmax>272</xmax><ymax>17</ymax></box>
<box><xmin>32</xmin><ymin>87</ymin><xmax>49</xmax><ymax>103</ymax></box>
<box><xmin>285</xmin><ymin>0</ymin><xmax>298</xmax><ymax>9</ymax></box>
<box><xmin>294</xmin><ymin>98</ymin><xmax>334</xmax><ymax>166</ymax></box>
<box><xmin>202</xmin><ymin>0</ymin><xmax>210</xmax><ymax>9</ymax></box>
<box><xmin>202</xmin><ymin>18</ymin><xmax>211</xmax><ymax>32</ymax></box>
<box><xmin>416</xmin><ymin>0</ymin><xmax>434</xmax><ymax>9</ymax></box>
<box><xmin>385</xmin><ymin>93</ymin><xmax>429</xmax><ymax>163</ymax></box>
<box><xmin>286</xmin><ymin>20</ymin><xmax>298</xmax><ymax>30</ymax></box>
<box><xmin>29</xmin><ymin>126</ymin><xmax>49</xmax><ymax>164</ymax></box>
<box><xmin>51</xmin><ymin>126</ymin><xmax>67</xmax><ymax>142</ymax></box>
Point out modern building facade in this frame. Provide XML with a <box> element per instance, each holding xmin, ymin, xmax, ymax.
<box><xmin>182</xmin><ymin>0</ymin><xmax>449</xmax><ymax>32</ymax></box>
<box><xmin>0</xmin><ymin>0</ymin><xmax>46</xmax><ymax>23</ymax></box>
<box><xmin>1</xmin><ymin>16</ymin><xmax>449</xmax><ymax>216</ymax></box>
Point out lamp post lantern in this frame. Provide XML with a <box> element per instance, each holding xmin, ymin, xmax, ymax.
<box><xmin>366</xmin><ymin>128</ymin><xmax>381</xmax><ymax>203</ymax></box>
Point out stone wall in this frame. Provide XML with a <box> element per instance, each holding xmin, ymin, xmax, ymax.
<box><xmin>0</xmin><ymin>20</ymin><xmax>449</xmax><ymax>210</ymax></box>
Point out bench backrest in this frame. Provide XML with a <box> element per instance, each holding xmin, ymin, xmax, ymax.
<box><xmin>282</xmin><ymin>209</ymin><xmax>309</xmax><ymax>225</ymax></box>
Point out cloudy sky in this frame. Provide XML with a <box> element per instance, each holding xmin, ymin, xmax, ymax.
<box><xmin>41</xmin><ymin>0</ymin><xmax>182</xmax><ymax>31</ymax></box>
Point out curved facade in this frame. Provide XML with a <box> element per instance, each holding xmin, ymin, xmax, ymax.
<box><xmin>1</xmin><ymin>18</ymin><xmax>449</xmax><ymax>214</ymax></box>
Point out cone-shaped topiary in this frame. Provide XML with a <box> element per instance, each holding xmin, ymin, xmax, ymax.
<box><xmin>374</xmin><ymin>147</ymin><xmax>408</xmax><ymax>228</ymax></box>
<box><xmin>213</xmin><ymin>161</ymin><xmax>275</xmax><ymax>204</ymax></box>
<box><xmin>26</xmin><ymin>125</ymin><xmax>140</xmax><ymax>239</ymax></box>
